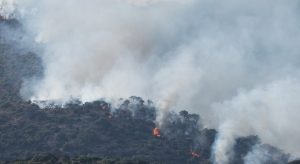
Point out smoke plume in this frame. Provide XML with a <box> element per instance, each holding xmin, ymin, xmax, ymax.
<box><xmin>3</xmin><ymin>0</ymin><xmax>300</xmax><ymax>163</ymax></box>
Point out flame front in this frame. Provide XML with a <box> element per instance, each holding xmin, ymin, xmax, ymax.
<box><xmin>191</xmin><ymin>151</ymin><xmax>200</xmax><ymax>158</ymax></box>
<box><xmin>152</xmin><ymin>128</ymin><xmax>161</xmax><ymax>137</ymax></box>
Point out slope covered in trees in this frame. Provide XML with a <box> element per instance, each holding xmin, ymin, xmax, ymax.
<box><xmin>0</xmin><ymin>18</ymin><xmax>295</xmax><ymax>164</ymax></box>
<box><xmin>0</xmin><ymin>97</ymin><xmax>290</xmax><ymax>164</ymax></box>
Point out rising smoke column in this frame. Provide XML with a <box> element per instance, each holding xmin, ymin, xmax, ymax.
<box><xmin>4</xmin><ymin>0</ymin><xmax>300</xmax><ymax>163</ymax></box>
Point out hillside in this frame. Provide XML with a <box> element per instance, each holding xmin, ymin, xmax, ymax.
<box><xmin>0</xmin><ymin>17</ymin><xmax>297</xmax><ymax>164</ymax></box>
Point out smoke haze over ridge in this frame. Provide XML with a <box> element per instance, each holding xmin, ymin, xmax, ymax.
<box><xmin>1</xmin><ymin>0</ymin><xmax>300</xmax><ymax>163</ymax></box>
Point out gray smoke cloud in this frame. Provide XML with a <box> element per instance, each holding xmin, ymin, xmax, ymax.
<box><xmin>3</xmin><ymin>0</ymin><xmax>300</xmax><ymax>163</ymax></box>
<box><xmin>244</xmin><ymin>144</ymin><xmax>289</xmax><ymax>164</ymax></box>
<box><xmin>0</xmin><ymin>0</ymin><xmax>16</xmax><ymax>19</ymax></box>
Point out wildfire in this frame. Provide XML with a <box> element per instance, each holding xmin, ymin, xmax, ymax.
<box><xmin>101</xmin><ymin>103</ymin><xmax>109</xmax><ymax>110</ymax></box>
<box><xmin>191</xmin><ymin>151</ymin><xmax>200</xmax><ymax>158</ymax></box>
<box><xmin>152</xmin><ymin>127</ymin><xmax>161</xmax><ymax>137</ymax></box>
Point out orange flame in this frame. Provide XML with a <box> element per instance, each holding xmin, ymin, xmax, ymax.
<box><xmin>191</xmin><ymin>151</ymin><xmax>200</xmax><ymax>158</ymax></box>
<box><xmin>152</xmin><ymin>128</ymin><xmax>161</xmax><ymax>137</ymax></box>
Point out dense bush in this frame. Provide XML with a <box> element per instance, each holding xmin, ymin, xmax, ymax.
<box><xmin>1</xmin><ymin>154</ymin><xmax>150</xmax><ymax>164</ymax></box>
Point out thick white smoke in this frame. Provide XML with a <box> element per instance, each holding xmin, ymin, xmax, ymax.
<box><xmin>0</xmin><ymin>0</ymin><xmax>16</xmax><ymax>19</ymax></box>
<box><xmin>212</xmin><ymin>78</ymin><xmax>300</xmax><ymax>163</ymax></box>
<box><xmin>6</xmin><ymin>0</ymin><xmax>300</xmax><ymax>163</ymax></box>
<box><xmin>244</xmin><ymin>144</ymin><xmax>289</xmax><ymax>164</ymax></box>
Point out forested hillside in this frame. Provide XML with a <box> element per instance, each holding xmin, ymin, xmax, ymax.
<box><xmin>0</xmin><ymin>17</ymin><xmax>297</xmax><ymax>164</ymax></box>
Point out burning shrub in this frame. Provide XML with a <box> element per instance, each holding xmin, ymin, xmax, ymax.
<box><xmin>152</xmin><ymin>128</ymin><xmax>161</xmax><ymax>137</ymax></box>
<box><xmin>191</xmin><ymin>150</ymin><xmax>201</xmax><ymax>158</ymax></box>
